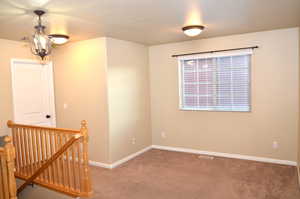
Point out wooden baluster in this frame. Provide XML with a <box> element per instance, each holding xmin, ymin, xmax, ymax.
<box><xmin>17</xmin><ymin>128</ymin><xmax>22</xmax><ymax>176</ymax></box>
<box><xmin>65</xmin><ymin>135</ymin><xmax>70</xmax><ymax>189</ymax></box>
<box><xmin>36</xmin><ymin>129</ymin><xmax>42</xmax><ymax>180</ymax></box>
<box><xmin>45</xmin><ymin>130</ymin><xmax>50</xmax><ymax>183</ymax></box>
<box><xmin>49</xmin><ymin>131</ymin><xmax>57</xmax><ymax>185</ymax></box>
<box><xmin>60</xmin><ymin>134</ymin><xmax>67</xmax><ymax>187</ymax></box>
<box><xmin>25</xmin><ymin>128</ymin><xmax>32</xmax><ymax>176</ymax></box>
<box><xmin>4</xmin><ymin>137</ymin><xmax>17</xmax><ymax>199</ymax></box>
<box><xmin>27</xmin><ymin>128</ymin><xmax>34</xmax><ymax>175</ymax></box>
<box><xmin>31</xmin><ymin>129</ymin><xmax>37</xmax><ymax>173</ymax></box>
<box><xmin>76</xmin><ymin>141</ymin><xmax>83</xmax><ymax>191</ymax></box>
<box><xmin>11</xmin><ymin>128</ymin><xmax>19</xmax><ymax>173</ymax></box>
<box><xmin>31</xmin><ymin>129</ymin><xmax>36</xmax><ymax>174</ymax></box>
<box><xmin>71</xmin><ymin>142</ymin><xmax>77</xmax><ymax>191</ymax></box>
<box><xmin>22</xmin><ymin>128</ymin><xmax>27</xmax><ymax>175</ymax></box>
<box><xmin>11</xmin><ymin>128</ymin><xmax>17</xmax><ymax>172</ymax></box>
<box><xmin>54</xmin><ymin>132</ymin><xmax>62</xmax><ymax>186</ymax></box>
<box><xmin>40</xmin><ymin>129</ymin><xmax>47</xmax><ymax>182</ymax></box>
<box><xmin>62</xmin><ymin>135</ymin><xmax>70</xmax><ymax>190</ymax></box>
<box><xmin>16</xmin><ymin>128</ymin><xmax>23</xmax><ymax>174</ymax></box>
<box><xmin>15</xmin><ymin>128</ymin><xmax>21</xmax><ymax>173</ymax></box>
<box><xmin>80</xmin><ymin>120</ymin><xmax>91</xmax><ymax>193</ymax></box>
<box><xmin>36</xmin><ymin>129</ymin><xmax>41</xmax><ymax>180</ymax></box>
<box><xmin>45</xmin><ymin>131</ymin><xmax>51</xmax><ymax>183</ymax></box>
<box><xmin>66</xmin><ymin>134</ymin><xmax>72</xmax><ymax>190</ymax></box>
<box><xmin>58</xmin><ymin>133</ymin><xmax>63</xmax><ymax>186</ymax></box>
<box><xmin>30</xmin><ymin>128</ymin><xmax>35</xmax><ymax>175</ymax></box>
<box><xmin>21</xmin><ymin>128</ymin><xmax>28</xmax><ymax>177</ymax></box>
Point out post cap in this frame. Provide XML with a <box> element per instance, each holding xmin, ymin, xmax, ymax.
<box><xmin>4</xmin><ymin>136</ymin><xmax>12</xmax><ymax>143</ymax></box>
<box><xmin>81</xmin><ymin>120</ymin><xmax>88</xmax><ymax>128</ymax></box>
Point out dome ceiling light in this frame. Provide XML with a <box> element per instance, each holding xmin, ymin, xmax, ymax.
<box><xmin>182</xmin><ymin>25</ymin><xmax>205</xmax><ymax>37</ymax></box>
<box><xmin>49</xmin><ymin>34</ymin><xmax>70</xmax><ymax>45</ymax></box>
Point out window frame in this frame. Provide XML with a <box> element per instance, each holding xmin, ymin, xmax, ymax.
<box><xmin>178</xmin><ymin>50</ymin><xmax>252</xmax><ymax>112</ymax></box>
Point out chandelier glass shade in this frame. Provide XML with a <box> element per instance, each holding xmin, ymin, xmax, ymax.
<box><xmin>30</xmin><ymin>10</ymin><xmax>52</xmax><ymax>60</ymax></box>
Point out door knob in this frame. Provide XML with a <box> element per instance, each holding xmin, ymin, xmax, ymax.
<box><xmin>46</xmin><ymin>115</ymin><xmax>51</xmax><ymax>119</ymax></box>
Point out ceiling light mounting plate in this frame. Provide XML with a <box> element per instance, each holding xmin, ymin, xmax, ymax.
<box><xmin>34</xmin><ymin>10</ymin><xmax>46</xmax><ymax>17</ymax></box>
<box><xmin>182</xmin><ymin>25</ymin><xmax>205</xmax><ymax>31</ymax></box>
<box><xmin>49</xmin><ymin>34</ymin><xmax>69</xmax><ymax>39</ymax></box>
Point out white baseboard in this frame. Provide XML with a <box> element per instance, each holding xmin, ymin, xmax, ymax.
<box><xmin>89</xmin><ymin>145</ymin><xmax>152</xmax><ymax>169</ymax></box>
<box><xmin>111</xmin><ymin>146</ymin><xmax>152</xmax><ymax>168</ymax></box>
<box><xmin>89</xmin><ymin>160</ymin><xmax>112</xmax><ymax>169</ymax></box>
<box><xmin>152</xmin><ymin>145</ymin><xmax>297</xmax><ymax>166</ymax></box>
<box><xmin>90</xmin><ymin>145</ymin><xmax>297</xmax><ymax>169</ymax></box>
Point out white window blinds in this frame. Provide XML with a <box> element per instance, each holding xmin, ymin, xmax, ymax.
<box><xmin>178</xmin><ymin>49</ymin><xmax>252</xmax><ymax>112</ymax></box>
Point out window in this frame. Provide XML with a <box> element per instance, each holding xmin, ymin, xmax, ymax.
<box><xmin>178</xmin><ymin>49</ymin><xmax>252</xmax><ymax>112</ymax></box>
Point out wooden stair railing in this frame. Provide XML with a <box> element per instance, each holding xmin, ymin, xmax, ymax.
<box><xmin>0</xmin><ymin>136</ymin><xmax>17</xmax><ymax>199</ymax></box>
<box><xmin>7</xmin><ymin>120</ymin><xmax>92</xmax><ymax>198</ymax></box>
<box><xmin>17</xmin><ymin>135</ymin><xmax>82</xmax><ymax>195</ymax></box>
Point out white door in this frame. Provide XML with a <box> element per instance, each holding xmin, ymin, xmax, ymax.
<box><xmin>11</xmin><ymin>59</ymin><xmax>56</xmax><ymax>127</ymax></box>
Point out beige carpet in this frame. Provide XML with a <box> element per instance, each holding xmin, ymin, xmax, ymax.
<box><xmin>89</xmin><ymin>149</ymin><xmax>300</xmax><ymax>199</ymax></box>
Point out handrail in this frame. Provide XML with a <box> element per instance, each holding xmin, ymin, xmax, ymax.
<box><xmin>7</xmin><ymin>121</ymin><xmax>80</xmax><ymax>134</ymax></box>
<box><xmin>17</xmin><ymin>134</ymin><xmax>82</xmax><ymax>195</ymax></box>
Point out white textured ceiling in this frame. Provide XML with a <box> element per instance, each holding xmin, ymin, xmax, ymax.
<box><xmin>0</xmin><ymin>0</ymin><xmax>299</xmax><ymax>45</ymax></box>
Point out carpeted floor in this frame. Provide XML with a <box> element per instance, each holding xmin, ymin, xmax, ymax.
<box><xmin>90</xmin><ymin>149</ymin><xmax>300</xmax><ymax>199</ymax></box>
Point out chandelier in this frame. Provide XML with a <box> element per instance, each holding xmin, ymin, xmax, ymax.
<box><xmin>30</xmin><ymin>10</ymin><xmax>52</xmax><ymax>60</ymax></box>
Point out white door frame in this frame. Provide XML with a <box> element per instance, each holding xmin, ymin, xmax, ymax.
<box><xmin>10</xmin><ymin>58</ymin><xmax>57</xmax><ymax>127</ymax></box>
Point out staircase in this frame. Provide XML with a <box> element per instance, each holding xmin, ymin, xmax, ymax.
<box><xmin>8</xmin><ymin>120</ymin><xmax>92</xmax><ymax>198</ymax></box>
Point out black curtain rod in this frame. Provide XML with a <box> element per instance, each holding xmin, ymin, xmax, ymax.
<box><xmin>172</xmin><ymin>46</ymin><xmax>259</xmax><ymax>57</ymax></box>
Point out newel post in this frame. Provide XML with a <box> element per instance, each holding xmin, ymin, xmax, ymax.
<box><xmin>7</xmin><ymin>120</ymin><xmax>14</xmax><ymax>128</ymax></box>
<box><xmin>4</xmin><ymin>136</ymin><xmax>17</xmax><ymax>199</ymax></box>
<box><xmin>80</xmin><ymin>120</ymin><xmax>92</xmax><ymax>194</ymax></box>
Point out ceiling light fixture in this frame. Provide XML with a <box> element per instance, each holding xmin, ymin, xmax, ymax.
<box><xmin>30</xmin><ymin>10</ymin><xmax>52</xmax><ymax>60</ymax></box>
<box><xmin>49</xmin><ymin>34</ymin><xmax>70</xmax><ymax>45</ymax></box>
<box><xmin>182</xmin><ymin>25</ymin><xmax>205</xmax><ymax>37</ymax></box>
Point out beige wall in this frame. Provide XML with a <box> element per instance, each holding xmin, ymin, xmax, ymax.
<box><xmin>52</xmin><ymin>37</ymin><xmax>151</xmax><ymax>163</ymax></box>
<box><xmin>52</xmin><ymin>38</ymin><xmax>110</xmax><ymax>163</ymax></box>
<box><xmin>106</xmin><ymin>38</ymin><xmax>151</xmax><ymax>163</ymax></box>
<box><xmin>0</xmin><ymin>28</ymin><xmax>299</xmax><ymax>165</ymax></box>
<box><xmin>149</xmin><ymin>28</ymin><xmax>299</xmax><ymax>161</ymax></box>
<box><xmin>0</xmin><ymin>39</ymin><xmax>37</xmax><ymax>136</ymax></box>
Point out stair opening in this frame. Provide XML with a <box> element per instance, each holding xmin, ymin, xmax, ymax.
<box><xmin>7</xmin><ymin>120</ymin><xmax>92</xmax><ymax>198</ymax></box>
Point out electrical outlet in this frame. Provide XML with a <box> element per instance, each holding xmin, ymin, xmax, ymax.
<box><xmin>161</xmin><ymin>131</ymin><xmax>166</xmax><ymax>138</ymax></box>
<box><xmin>132</xmin><ymin>138</ymin><xmax>136</xmax><ymax>145</ymax></box>
<box><xmin>272</xmin><ymin>141</ymin><xmax>278</xmax><ymax>149</ymax></box>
